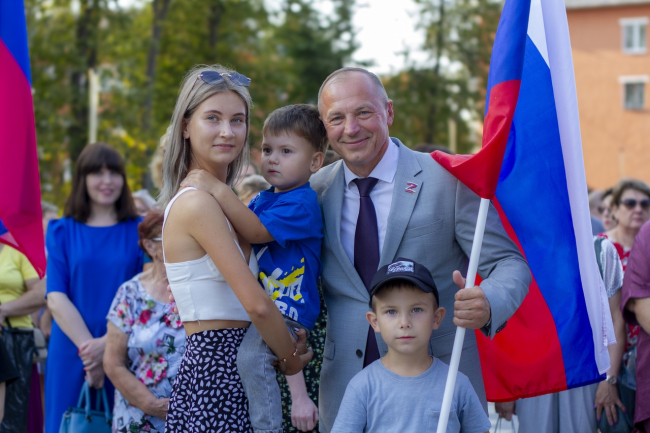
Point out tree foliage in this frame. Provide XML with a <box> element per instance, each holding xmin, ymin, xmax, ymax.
<box><xmin>383</xmin><ymin>0</ymin><xmax>501</xmax><ymax>153</ymax></box>
<box><xmin>26</xmin><ymin>0</ymin><xmax>356</xmax><ymax>206</ymax></box>
<box><xmin>27</xmin><ymin>0</ymin><xmax>501</xmax><ymax>207</ymax></box>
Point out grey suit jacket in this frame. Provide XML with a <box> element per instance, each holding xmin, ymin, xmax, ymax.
<box><xmin>311</xmin><ymin>138</ymin><xmax>531</xmax><ymax>432</ymax></box>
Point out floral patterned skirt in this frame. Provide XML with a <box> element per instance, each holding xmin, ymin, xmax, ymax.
<box><xmin>164</xmin><ymin>328</ymin><xmax>252</xmax><ymax>433</ymax></box>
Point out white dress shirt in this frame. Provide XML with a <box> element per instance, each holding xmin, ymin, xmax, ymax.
<box><xmin>341</xmin><ymin>140</ymin><xmax>399</xmax><ymax>265</ymax></box>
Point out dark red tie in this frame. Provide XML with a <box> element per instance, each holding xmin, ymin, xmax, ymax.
<box><xmin>353</xmin><ymin>177</ymin><xmax>381</xmax><ymax>367</ymax></box>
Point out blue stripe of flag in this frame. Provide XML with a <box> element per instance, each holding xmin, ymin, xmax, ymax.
<box><xmin>0</xmin><ymin>1</ymin><xmax>32</xmax><ymax>84</ymax></box>
<box><xmin>0</xmin><ymin>217</ymin><xmax>7</xmax><ymax>237</ymax></box>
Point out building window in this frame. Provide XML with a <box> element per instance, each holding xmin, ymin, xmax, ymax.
<box><xmin>620</xmin><ymin>17</ymin><xmax>648</xmax><ymax>54</ymax></box>
<box><xmin>625</xmin><ymin>83</ymin><xmax>645</xmax><ymax>109</ymax></box>
<box><xmin>619</xmin><ymin>76</ymin><xmax>648</xmax><ymax>110</ymax></box>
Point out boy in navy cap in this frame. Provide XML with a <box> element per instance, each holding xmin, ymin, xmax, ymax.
<box><xmin>331</xmin><ymin>258</ymin><xmax>491</xmax><ymax>433</ymax></box>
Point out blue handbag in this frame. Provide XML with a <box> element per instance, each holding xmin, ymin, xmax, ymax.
<box><xmin>58</xmin><ymin>381</ymin><xmax>112</xmax><ymax>433</ymax></box>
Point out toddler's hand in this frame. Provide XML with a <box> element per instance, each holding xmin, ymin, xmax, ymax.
<box><xmin>180</xmin><ymin>169</ymin><xmax>222</xmax><ymax>197</ymax></box>
<box><xmin>291</xmin><ymin>394</ymin><xmax>319</xmax><ymax>431</ymax></box>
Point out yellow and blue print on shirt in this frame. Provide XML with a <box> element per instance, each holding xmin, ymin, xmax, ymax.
<box><xmin>249</xmin><ymin>183</ymin><xmax>322</xmax><ymax>330</ymax></box>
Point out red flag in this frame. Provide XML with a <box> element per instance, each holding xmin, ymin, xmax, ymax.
<box><xmin>0</xmin><ymin>2</ymin><xmax>46</xmax><ymax>277</ymax></box>
<box><xmin>432</xmin><ymin>80</ymin><xmax>519</xmax><ymax>199</ymax></box>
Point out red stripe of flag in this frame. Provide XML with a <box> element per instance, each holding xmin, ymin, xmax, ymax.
<box><xmin>0</xmin><ymin>33</ymin><xmax>45</xmax><ymax>277</ymax></box>
<box><xmin>475</xmin><ymin>198</ymin><xmax>568</xmax><ymax>401</ymax></box>
<box><xmin>432</xmin><ymin>79</ymin><xmax>520</xmax><ymax>200</ymax></box>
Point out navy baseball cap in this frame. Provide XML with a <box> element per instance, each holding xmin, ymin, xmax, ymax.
<box><xmin>369</xmin><ymin>258</ymin><xmax>439</xmax><ymax>306</ymax></box>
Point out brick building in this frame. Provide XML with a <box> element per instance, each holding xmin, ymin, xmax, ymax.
<box><xmin>566</xmin><ymin>0</ymin><xmax>650</xmax><ymax>189</ymax></box>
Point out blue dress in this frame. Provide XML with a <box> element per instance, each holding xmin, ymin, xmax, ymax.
<box><xmin>45</xmin><ymin>217</ymin><xmax>143</xmax><ymax>433</ymax></box>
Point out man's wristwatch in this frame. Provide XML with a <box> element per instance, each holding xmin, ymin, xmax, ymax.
<box><xmin>481</xmin><ymin>317</ymin><xmax>507</xmax><ymax>335</ymax></box>
<box><xmin>605</xmin><ymin>374</ymin><xmax>617</xmax><ymax>385</ymax></box>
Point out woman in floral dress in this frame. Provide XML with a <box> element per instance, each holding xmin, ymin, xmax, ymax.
<box><xmin>105</xmin><ymin>210</ymin><xmax>185</xmax><ymax>433</ymax></box>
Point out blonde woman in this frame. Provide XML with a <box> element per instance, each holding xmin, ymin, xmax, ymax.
<box><xmin>159</xmin><ymin>65</ymin><xmax>311</xmax><ymax>432</ymax></box>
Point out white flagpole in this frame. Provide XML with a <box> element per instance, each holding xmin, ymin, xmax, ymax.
<box><xmin>436</xmin><ymin>197</ymin><xmax>491</xmax><ymax>433</ymax></box>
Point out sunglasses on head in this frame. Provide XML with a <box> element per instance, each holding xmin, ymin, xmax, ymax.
<box><xmin>195</xmin><ymin>71</ymin><xmax>251</xmax><ymax>88</ymax></box>
<box><xmin>619</xmin><ymin>198</ymin><xmax>650</xmax><ymax>210</ymax></box>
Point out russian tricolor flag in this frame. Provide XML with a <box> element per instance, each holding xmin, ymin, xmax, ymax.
<box><xmin>0</xmin><ymin>2</ymin><xmax>46</xmax><ymax>277</ymax></box>
<box><xmin>434</xmin><ymin>0</ymin><xmax>614</xmax><ymax>401</ymax></box>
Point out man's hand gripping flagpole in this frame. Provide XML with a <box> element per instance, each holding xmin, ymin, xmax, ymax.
<box><xmin>436</xmin><ymin>198</ymin><xmax>490</xmax><ymax>433</ymax></box>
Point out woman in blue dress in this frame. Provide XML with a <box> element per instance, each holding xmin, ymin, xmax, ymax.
<box><xmin>45</xmin><ymin>143</ymin><xmax>143</xmax><ymax>433</ymax></box>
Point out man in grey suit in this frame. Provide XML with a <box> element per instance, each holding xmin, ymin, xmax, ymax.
<box><xmin>311</xmin><ymin>67</ymin><xmax>531</xmax><ymax>432</ymax></box>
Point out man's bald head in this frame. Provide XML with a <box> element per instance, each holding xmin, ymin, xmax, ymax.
<box><xmin>317</xmin><ymin>67</ymin><xmax>394</xmax><ymax>178</ymax></box>
<box><xmin>318</xmin><ymin>67</ymin><xmax>389</xmax><ymax>114</ymax></box>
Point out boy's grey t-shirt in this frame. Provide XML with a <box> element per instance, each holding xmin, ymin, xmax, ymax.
<box><xmin>331</xmin><ymin>358</ymin><xmax>491</xmax><ymax>433</ymax></box>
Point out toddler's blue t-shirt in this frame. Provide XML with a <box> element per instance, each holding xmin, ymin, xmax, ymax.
<box><xmin>248</xmin><ymin>182</ymin><xmax>322</xmax><ymax>330</ymax></box>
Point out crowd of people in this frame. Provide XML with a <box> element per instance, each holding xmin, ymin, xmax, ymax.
<box><xmin>0</xmin><ymin>64</ymin><xmax>649</xmax><ymax>433</ymax></box>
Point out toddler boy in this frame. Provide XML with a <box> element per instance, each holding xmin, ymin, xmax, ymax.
<box><xmin>202</xmin><ymin>104</ymin><xmax>326</xmax><ymax>433</ymax></box>
<box><xmin>331</xmin><ymin>258</ymin><xmax>491</xmax><ymax>433</ymax></box>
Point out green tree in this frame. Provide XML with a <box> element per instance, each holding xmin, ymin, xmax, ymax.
<box><xmin>27</xmin><ymin>0</ymin><xmax>359</xmax><ymax>206</ymax></box>
<box><xmin>384</xmin><ymin>0</ymin><xmax>501</xmax><ymax>153</ymax></box>
<box><xmin>269</xmin><ymin>0</ymin><xmax>356</xmax><ymax>104</ymax></box>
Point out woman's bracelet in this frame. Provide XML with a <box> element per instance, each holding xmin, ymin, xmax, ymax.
<box><xmin>277</xmin><ymin>348</ymin><xmax>299</xmax><ymax>364</ymax></box>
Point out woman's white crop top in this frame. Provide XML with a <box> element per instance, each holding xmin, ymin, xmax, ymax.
<box><xmin>162</xmin><ymin>187</ymin><xmax>258</xmax><ymax>322</ymax></box>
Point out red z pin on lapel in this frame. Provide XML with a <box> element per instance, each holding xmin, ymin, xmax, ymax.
<box><xmin>405</xmin><ymin>182</ymin><xmax>418</xmax><ymax>194</ymax></box>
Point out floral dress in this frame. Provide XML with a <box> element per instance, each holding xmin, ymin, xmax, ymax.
<box><xmin>107</xmin><ymin>274</ymin><xmax>185</xmax><ymax>433</ymax></box>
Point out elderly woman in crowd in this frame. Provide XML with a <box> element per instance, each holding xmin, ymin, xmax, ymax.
<box><xmin>104</xmin><ymin>210</ymin><xmax>184</xmax><ymax>433</ymax></box>
<box><xmin>132</xmin><ymin>190</ymin><xmax>158</xmax><ymax>272</ymax></box>
<box><xmin>234</xmin><ymin>174</ymin><xmax>270</xmax><ymax>206</ymax></box>
<box><xmin>604</xmin><ymin>180</ymin><xmax>650</xmax><ymax>372</ymax></box>
<box><xmin>599</xmin><ymin>188</ymin><xmax>618</xmax><ymax>232</ymax></box>
<box><xmin>621</xmin><ymin>220</ymin><xmax>650</xmax><ymax>432</ymax></box>
<box><xmin>132</xmin><ymin>190</ymin><xmax>157</xmax><ymax>217</ymax></box>
<box><xmin>604</xmin><ymin>180</ymin><xmax>650</xmax><ymax>269</ymax></box>
<box><xmin>150</xmin><ymin>127</ymin><xmax>170</xmax><ymax>192</ymax></box>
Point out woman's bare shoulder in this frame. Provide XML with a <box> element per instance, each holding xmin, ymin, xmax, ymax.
<box><xmin>163</xmin><ymin>189</ymin><xmax>232</xmax><ymax>263</ymax></box>
<box><xmin>168</xmin><ymin>189</ymin><xmax>225</xmax><ymax>222</ymax></box>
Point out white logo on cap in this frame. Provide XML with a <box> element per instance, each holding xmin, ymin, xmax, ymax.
<box><xmin>387</xmin><ymin>261</ymin><xmax>414</xmax><ymax>274</ymax></box>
